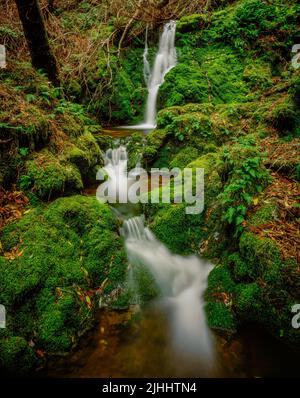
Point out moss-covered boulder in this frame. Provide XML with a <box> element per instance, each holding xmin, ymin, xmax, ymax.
<box><xmin>0</xmin><ymin>336</ymin><xmax>37</xmax><ymax>376</ymax></box>
<box><xmin>0</xmin><ymin>196</ymin><xmax>128</xmax><ymax>374</ymax></box>
<box><xmin>23</xmin><ymin>150</ymin><xmax>83</xmax><ymax>199</ymax></box>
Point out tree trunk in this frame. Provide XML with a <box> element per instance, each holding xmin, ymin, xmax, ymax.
<box><xmin>14</xmin><ymin>0</ymin><xmax>60</xmax><ymax>85</ymax></box>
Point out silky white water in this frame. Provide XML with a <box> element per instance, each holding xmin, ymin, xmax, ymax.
<box><xmin>96</xmin><ymin>146</ymin><xmax>144</xmax><ymax>218</ymax></box>
<box><xmin>143</xmin><ymin>24</ymin><xmax>151</xmax><ymax>87</ymax></box>
<box><xmin>97</xmin><ymin>146</ymin><xmax>128</xmax><ymax>204</ymax></box>
<box><xmin>121</xmin><ymin>21</ymin><xmax>177</xmax><ymax>130</ymax></box>
<box><xmin>121</xmin><ymin>215</ymin><xmax>215</xmax><ymax>367</ymax></box>
<box><xmin>98</xmin><ymin>146</ymin><xmax>215</xmax><ymax>368</ymax></box>
<box><xmin>144</xmin><ymin>20</ymin><xmax>177</xmax><ymax>127</ymax></box>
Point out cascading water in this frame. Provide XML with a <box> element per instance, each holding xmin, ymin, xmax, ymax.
<box><xmin>97</xmin><ymin>146</ymin><xmax>128</xmax><ymax>204</ymax></box>
<box><xmin>143</xmin><ymin>21</ymin><xmax>177</xmax><ymax>128</ymax></box>
<box><xmin>96</xmin><ymin>145</ymin><xmax>144</xmax><ymax>218</ymax></box>
<box><xmin>121</xmin><ymin>215</ymin><xmax>215</xmax><ymax>369</ymax></box>
<box><xmin>97</xmin><ymin>146</ymin><xmax>215</xmax><ymax>372</ymax></box>
<box><xmin>143</xmin><ymin>24</ymin><xmax>151</xmax><ymax>86</ymax></box>
<box><xmin>121</xmin><ymin>21</ymin><xmax>177</xmax><ymax>130</ymax></box>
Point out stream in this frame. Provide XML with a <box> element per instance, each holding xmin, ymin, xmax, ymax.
<box><xmin>43</xmin><ymin>140</ymin><xmax>300</xmax><ymax>379</ymax></box>
<box><xmin>43</xmin><ymin>21</ymin><xmax>300</xmax><ymax>379</ymax></box>
<box><xmin>45</xmin><ymin>307</ymin><xmax>300</xmax><ymax>378</ymax></box>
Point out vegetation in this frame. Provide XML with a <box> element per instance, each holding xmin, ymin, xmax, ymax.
<box><xmin>0</xmin><ymin>196</ymin><xmax>127</xmax><ymax>374</ymax></box>
<box><xmin>142</xmin><ymin>0</ymin><xmax>300</xmax><ymax>347</ymax></box>
<box><xmin>0</xmin><ymin>0</ymin><xmax>299</xmax><ymax>376</ymax></box>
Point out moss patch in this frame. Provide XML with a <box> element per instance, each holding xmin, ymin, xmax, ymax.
<box><xmin>0</xmin><ymin>196</ymin><xmax>128</xmax><ymax>373</ymax></box>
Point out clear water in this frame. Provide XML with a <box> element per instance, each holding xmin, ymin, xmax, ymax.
<box><xmin>44</xmin><ymin>307</ymin><xmax>300</xmax><ymax>378</ymax></box>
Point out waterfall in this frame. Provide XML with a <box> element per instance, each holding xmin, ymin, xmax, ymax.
<box><xmin>120</xmin><ymin>21</ymin><xmax>177</xmax><ymax>131</ymax></box>
<box><xmin>144</xmin><ymin>21</ymin><xmax>177</xmax><ymax>128</ymax></box>
<box><xmin>96</xmin><ymin>146</ymin><xmax>128</xmax><ymax>204</ymax></box>
<box><xmin>143</xmin><ymin>24</ymin><xmax>151</xmax><ymax>86</ymax></box>
<box><xmin>97</xmin><ymin>147</ymin><xmax>215</xmax><ymax>370</ymax></box>
<box><xmin>121</xmin><ymin>215</ymin><xmax>215</xmax><ymax>365</ymax></box>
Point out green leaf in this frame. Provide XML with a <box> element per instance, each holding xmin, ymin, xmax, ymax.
<box><xmin>235</xmin><ymin>215</ymin><xmax>245</xmax><ymax>225</ymax></box>
<box><xmin>19</xmin><ymin>147</ymin><xmax>29</xmax><ymax>157</ymax></box>
<box><xmin>224</xmin><ymin>207</ymin><xmax>235</xmax><ymax>224</ymax></box>
<box><xmin>241</xmin><ymin>192</ymin><xmax>252</xmax><ymax>204</ymax></box>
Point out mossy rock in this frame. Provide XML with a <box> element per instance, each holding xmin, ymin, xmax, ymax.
<box><xmin>150</xmin><ymin>204</ymin><xmax>204</xmax><ymax>255</ymax></box>
<box><xmin>239</xmin><ymin>232</ymin><xmax>282</xmax><ymax>276</ymax></box>
<box><xmin>0</xmin><ymin>337</ymin><xmax>37</xmax><ymax>375</ymax></box>
<box><xmin>143</xmin><ymin>128</ymin><xmax>170</xmax><ymax>165</ymax></box>
<box><xmin>24</xmin><ymin>150</ymin><xmax>83</xmax><ymax>199</ymax></box>
<box><xmin>0</xmin><ymin>196</ymin><xmax>128</xmax><ymax>372</ymax></box>
<box><xmin>235</xmin><ymin>282</ymin><xmax>264</xmax><ymax>317</ymax></box>
<box><xmin>205</xmin><ymin>264</ymin><xmax>237</xmax><ymax>333</ymax></box>
<box><xmin>20</xmin><ymin>128</ymin><xmax>102</xmax><ymax>199</ymax></box>
<box><xmin>188</xmin><ymin>152</ymin><xmax>219</xmax><ymax>174</ymax></box>
<box><xmin>169</xmin><ymin>146</ymin><xmax>200</xmax><ymax>169</ymax></box>
<box><xmin>159</xmin><ymin>47</ymin><xmax>247</xmax><ymax>108</ymax></box>
<box><xmin>205</xmin><ymin>302</ymin><xmax>237</xmax><ymax>333</ymax></box>
<box><xmin>215</xmin><ymin>231</ymin><xmax>300</xmax><ymax>346</ymax></box>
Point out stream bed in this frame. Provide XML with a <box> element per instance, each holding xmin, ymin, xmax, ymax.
<box><xmin>44</xmin><ymin>306</ymin><xmax>300</xmax><ymax>378</ymax></box>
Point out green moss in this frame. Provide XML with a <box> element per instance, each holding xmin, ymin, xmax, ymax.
<box><xmin>202</xmin><ymin>0</ymin><xmax>300</xmax><ymax>57</ymax></box>
<box><xmin>169</xmin><ymin>146</ymin><xmax>200</xmax><ymax>169</ymax></box>
<box><xmin>88</xmin><ymin>47</ymin><xmax>147</xmax><ymax>123</ymax></box>
<box><xmin>207</xmin><ymin>264</ymin><xmax>237</xmax><ymax>295</ymax></box>
<box><xmin>188</xmin><ymin>152</ymin><xmax>219</xmax><ymax>173</ymax></box>
<box><xmin>205</xmin><ymin>302</ymin><xmax>237</xmax><ymax>333</ymax></box>
<box><xmin>177</xmin><ymin>14</ymin><xmax>208</xmax><ymax>33</ymax></box>
<box><xmin>227</xmin><ymin>253</ymin><xmax>256</xmax><ymax>282</ymax></box>
<box><xmin>205</xmin><ymin>264</ymin><xmax>237</xmax><ymax>332</ymax></box>
<box><xmin>168</xmin><ymin>112</ymin><xmax>212</xmax><ymax>142</ymax></box>
<box><xmin>151</xmin><ymin>204</ymin><xmax>203</xmax><ymax>255</ymax></box>
<box><xmin>242</xmin><ymin>62</ymin><xmax>273</xmax><ymax>90</ymax></box>
<box><xmin>37</xmin><ymin>290</ymin><xmax>93</xmax><ymax>353</ymax></box>
<box><xmin>265</xmin><ymin>98</ymin><xmax>299</xmax><ymax>134</ymax></box>
<box><xmin>38</xmin><ymin>308</ymin><xmax>73</xmax><ymax>353</ymax></box>
<box><xmin>160</xmin><ymin>47</ymin><xmax>247</xmax><ymax>108</ymax></box>
<box><xmin>0</xmin><ymin>196</ymin><xmax>128</xmax><ymax>369</ymax></box>
<box><xmin>63</xmin><ymin>132</ymin><xmax>102</xmax><ymax>181</ymax></box>
<box><xmin>239</xmin><ymin>232</ymin><xmax>281</xmax><ymax>273</ymax></box>
<box><xmin>235</xmin><ymin>282</ymin><xmax>263</xmax><ymax>316</ymax></box>
<box><xmin>76</xmin><ymin>131</ymin><xmax>102</xmax><ymax>167</ymax></box>
<box><xmin>24</xmin><ymin>150</ymin><xmax>83</xmax><ymax>199</ymax></box>
<box><xmin>0</xmin><ymin>337</ymin><xmax>37</xmax><ymax>375</ymax></box>
<box><xmin>143</xmin><ymin>129</ymin><xmax>169</xmax><ymax>164</ymax></box>
<box><xmin>66</xmin><ymin>146</ymin><xmax>91</xmax><ymax>171</ymax></box>
<box><xmin>130</xmin><ymin>264</ymin><xmax>160</xmax><ymax>305</ymax></box>
<box><xmin>157</xmin><ymin>107</ymin><xmax>183</xmax><ymax>129</ymax></box>
<box><xmin>20</xmin><ymin>129</ymin><xmax>102</xmax><ymax>199</ymax></box>
<box><xmin>247</xmin><ymin>202</ymin><xmax>278</xmax><ymax>227</ymax></box>
<box><xmin>61</xmin><ymin>113</ymin><xmax>84</xmax><ymax>138</ymax></box>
